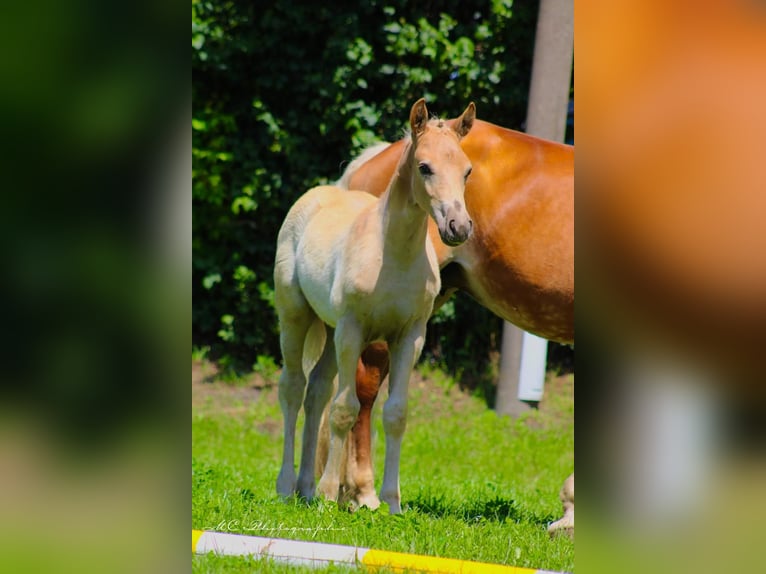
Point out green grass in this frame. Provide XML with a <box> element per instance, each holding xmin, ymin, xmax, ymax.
<box><xmin>192</xmin><ymin>362</ymin><xmax>574</xmax><ymax>573</ymax></box>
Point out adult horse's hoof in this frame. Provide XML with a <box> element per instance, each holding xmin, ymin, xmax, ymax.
<box><xmin>547</xmin><ymin>512</ymin><xmax>574</xmax><ymax>539</ymax></box>
<box><xmin>548</xmin><ymin>473</ymin><xmax>574</xmax><ymax>539</ymax></box>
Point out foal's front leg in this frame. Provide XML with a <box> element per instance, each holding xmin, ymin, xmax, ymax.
<box><xmin>380</xmin><ymin>321</ymin><xmax>426</xmax><ymax>514</ymax></box>
<box><xmin>316</xmin><ymin>318</ymin><xmax>363</xmax><ymax>503</ymax></box>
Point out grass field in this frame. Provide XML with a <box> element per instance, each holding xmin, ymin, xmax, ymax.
<box><xmin>192</xmin><ymin>359</ymin><xmax>574</xmax><ymax>573</ymax></box>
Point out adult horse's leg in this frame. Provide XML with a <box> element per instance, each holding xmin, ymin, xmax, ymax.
<box><xmin>548</xmin><ymin>472</ymin><xmax>574</xmax><ymax>538</ymax></box>
<box><xmin>316</xmin><ymin>317</ymin><xmax>363</xmax><ymax>502</ymax></box>
<box><xmin>276</xmin><ymin>308</ymin><xmax>315</xmax><ymax>498</ymax></box>
<box><xmin>349</xmin><ymin>342</ymin><xmax>389</xmax><ymax>509</ymax></box>
<box><xmin>296</xmin><ymin>329</ymin><xmax>337</xmax><ymax>500</ymax></box>
<box><xmin>380</xmin><ymin>321</ymin><xmax>426</xmax><ymax>514</ymax></box>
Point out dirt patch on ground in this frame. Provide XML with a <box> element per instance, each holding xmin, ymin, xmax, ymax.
<box><xmin>533</xmin><ymin>372</ymin><xmax>574</xmax><ymax>429</ymax></box>
<box><xmin>192</xmin><ymin>359</ymin><xmax>573</xmax><ymax>428</ymax></box>
<box><xmin>407</xmin><ymin>369</ymin><xmax>478</xmax><ymax>416</ymax></box>
<box><xmin>539</xmin><ymin>372</ymin><xmax>574</xmax><ymax>413</ymax></box>
<box><xmin>192</xmin><ymin>360</ymin><xmax>275</xmax><ymax>416</ymax></box>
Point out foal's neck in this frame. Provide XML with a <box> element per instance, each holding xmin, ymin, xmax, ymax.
<box><xmin>378</xmin><ymin>142</ymin><xmax>429</xmax><ymax>261</ymax></box>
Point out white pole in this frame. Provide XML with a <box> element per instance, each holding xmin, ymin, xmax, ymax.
<box><xmin>518</xmin><ymin>333</ymin><xmax>548</xmax><ymax>401</ymax></box>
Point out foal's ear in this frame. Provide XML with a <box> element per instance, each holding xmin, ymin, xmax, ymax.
<box><xmin>454</xmin><ymin>102</ymin><xmax>476</xmax><ymax>139</ymax></box>
<box><xmin>410</xmin><ymin>98</ymin><xmax>429</xmax><ymax>138</ymax></box>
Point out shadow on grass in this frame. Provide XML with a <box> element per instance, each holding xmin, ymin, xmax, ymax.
<box><xmin>405</xmin><ymin>491</ymin><xmax>556</xmax><ymax>527</ymax></box>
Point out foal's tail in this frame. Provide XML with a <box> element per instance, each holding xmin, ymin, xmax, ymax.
<box><xmin>335</xmin><ymin>141</ymin><xmax>391</xmax><ymax>189</ymax></box>
<box><xmin>302</xmin><ymin>317</ymin><xmax>327</xmax><ymax>378</ymax></box>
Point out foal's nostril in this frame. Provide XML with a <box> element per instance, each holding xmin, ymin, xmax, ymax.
<box><xmin>449</xmin><ymin>219</ymin><xmax>457</xmax><ymax>234</ymax></box>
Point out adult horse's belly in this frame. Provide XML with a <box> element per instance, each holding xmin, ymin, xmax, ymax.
<box><xmin>454</xmin><ymin>238</ymin><xmax>574</xmax><ymax>344</ymax></box>
<box><xmin>451</xmin><ymin>171</ymin><xmax>574</xmax><ymax>344</ymax></box>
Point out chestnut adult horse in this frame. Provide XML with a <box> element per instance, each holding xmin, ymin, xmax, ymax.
<box><xmin>329</xmin><ymin>116</ymin><xmax>574</xmax><ymax>532</ymax></box>
<box><xmin>274</xmin><ymin>99</ymin><xmax>476</xmax><ymax>514</ymax></box>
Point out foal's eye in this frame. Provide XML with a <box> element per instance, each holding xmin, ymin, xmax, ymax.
<box><xmin>418</xmin><ymin>163</ymin><xmax>433</xmax><ymax>177</ymax></box>
<box><xmin>464</xmin><ymin>167</ymin><xmax>472</xmax><ymax>180</ymax></box>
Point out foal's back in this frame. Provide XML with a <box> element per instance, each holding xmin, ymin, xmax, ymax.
<box><xmin>276</xmin><ymin>185</ymin><xmax>377</xmax><ymax>327</ymax></box>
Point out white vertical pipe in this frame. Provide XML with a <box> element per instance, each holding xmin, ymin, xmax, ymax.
<box><xmin>517</xmin><ymin>333</ymin><xmax>548</xmax><ymax>401</ymax></box>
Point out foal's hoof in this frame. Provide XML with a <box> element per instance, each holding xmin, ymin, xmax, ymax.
<box><xmin>315</xmin><ymin>479</ymin><xmax>340</xmax><ymax>503</ymax></box>
<box><xmin>354</xmin><ymin>491</ymin><xmax>381</xmax><ymax>511</ymax></box>
<box><xmin>276</xmin><ymin>472</ymin><xmax>297</xmax><ymax>499</ymax></box>
<box><xmin>297</xmin><ymin>480</ymin><xmax>316</xmax><ymax>501</ymax></box>
<box><xmin>381</xmin><ymin>494</ymin><xmax>402</xmax><ymax>514</ymax></box>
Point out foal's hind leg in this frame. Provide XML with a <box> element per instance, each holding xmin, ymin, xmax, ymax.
<box><xmin>276</xmin><ymin>308</ymin><xmax>315</xmax><ymax>498</ymax></box>
<box><xmin>296</xmin><ymin>329</ymin><xmax>337</xmax><ymax>500</ymax></box>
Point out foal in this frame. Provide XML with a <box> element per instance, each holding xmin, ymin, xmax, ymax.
<box><xmin>274</xmin><ymin>99</ymin><xmax>475</xmax><ymax>513</ymax></box>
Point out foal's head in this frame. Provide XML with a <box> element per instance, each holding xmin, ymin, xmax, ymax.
<box><xmin>408</xmin><ymin>98</ymin><xmax>475</xmax><ymax>246</ymax></box>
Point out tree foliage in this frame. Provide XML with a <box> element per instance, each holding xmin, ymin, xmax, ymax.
<box><xmin>192</xmin><ymin>0</ymin><xmax>540</xmax><ymax>378</ymax></box>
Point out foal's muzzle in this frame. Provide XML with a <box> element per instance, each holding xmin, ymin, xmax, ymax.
<box><xmin>439</xmin><ymin>212</ymin><xmax>473</xmax><ymax>246</ymax></box>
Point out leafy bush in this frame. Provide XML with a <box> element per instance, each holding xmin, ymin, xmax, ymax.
<box><xmin>192</xmin><ymin>0</ymin><xmax>540</xmax><ymax>377</ymax></box>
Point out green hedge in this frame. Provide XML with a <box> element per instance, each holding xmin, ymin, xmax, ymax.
<box><xmin>192</xmin><ymin>0</ymin><xmax>540</xmax><ymax>380</ymax></box>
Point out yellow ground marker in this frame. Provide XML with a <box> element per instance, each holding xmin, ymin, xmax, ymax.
<box><xmin>192</xmin><ymin>530</ymin><xmax>565</xmax><ymax>573</ymax></box>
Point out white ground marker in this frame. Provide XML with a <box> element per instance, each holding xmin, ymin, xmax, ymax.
<box><xmin>193</xmin><ymin>530</ymin><xmax>565</xmax><ymax>573</ymax></box>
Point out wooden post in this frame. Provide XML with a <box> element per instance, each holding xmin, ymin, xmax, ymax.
<box><xmin>495</xmin><ymin>0</ymin><xmax>573</xmax><ymax>417</ymax></box>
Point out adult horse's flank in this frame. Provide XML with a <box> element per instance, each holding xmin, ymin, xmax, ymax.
<box><xmin>331</xmin><ymin>117</ymin><xmax>574</xmax><ymax>532</ymax></box>
<box><xmin>274</xmin><ymin>99</ymin><xmax>476</xmax><ymax>514</ymax></box>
